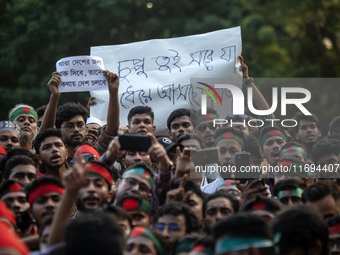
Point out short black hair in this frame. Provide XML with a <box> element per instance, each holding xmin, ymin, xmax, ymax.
<box><xmin>244</xmin><ymin>135</ymin><xmax>261</xmax><ymax>157</ymax></box>
<box><xmin>311</xmin><ymin>134</ymin><xmax>340</xmax><ymax>164</ymax></box>
<box><xmin>273</xmin><ymin>179</ymin><xmax>307</xmax><ymax>197</ymax></box>
<box><xmin>55</xmin><ymin>102</ymin><xmax>89</xmax><ymax>129</ymax></box>
<box><xmin>36</xmin><ymin>105</ymin><xmax>47</xmax><ymax>118</ymax></box>
<box><xmin>65</xmin><ymin>210</ymin><xmax>124</xmax><ymax>255</ymax></box>
<box><xmin>213</xmin><ymin>212</ymin><xmax>273</xmax><ymax>240</ymax></box>
<box><xmin>167</xmin><ymin>108</ymin><xmax>197</xmax><ymax>131</ymax></box>
<box><xmin>105</xmin><ymin>205</ymin><xmax>132</xmax><ymax>229</ymax></box>
<box><xmin>177</xmin><ymin>133</ymin><xmax>206</xmax><ymax>149</ymax></box>
<box><xmin>25</xmin><ymin>176</ymin><xmax>64</xmax><ymax>201</ymax></box>
<box><xmin>329</xmin><ymin>116</ymin><xmax>340</xmax><ymax>135</ymax></box>
<box><xmin>127</xmin><ymin>106</ymin><xmax>154</xmax><ymax>124</ymax></box>
<box><xmin>4</xmin><ymin>155</ymin><xmax>38</xmax><ymax>180</ymax></box>
<box><xmin>0</xmin><ymin>148</ymin><xmax>38</xmax><ymax>173</ymax></box>
<box><xmin>293</xmin><ymin>111</ymin><xmax>321</xmax><ymax>133</ymax></box>
<box><xmin>271</xmin><ymin>205</ymin><xmax>328</xmax><ymax>255</ymax></box>
<box><xmin>170</xmin><ymin>178</ymin><xmax>204</xmax><ymax>202</ymax></box>
<box><xmin>154</xmin><ymin>202</ymin><xmax>200</xmax><ymax>234</ymax></box>
<box><xmin>33</xmin><ymin>128</ymin><xmax>64</xmax><ymax>155</ymax></box>
<box><xmin>203</xmin><ymin>191</ymin><xmax>239</xmax><ymax>218</ymax></box>
<box><xmin>302</xmin><ymin>180</ymin><xmax>340</xmax><ymax>203</ymax></box>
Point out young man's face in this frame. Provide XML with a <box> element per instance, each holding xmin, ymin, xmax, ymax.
<box><xmin>38</xmin><ymin>136</ymin><xmax>68</xmax><ymax>170</ymax></box>
<box><xmin>78</xmin><ymin>176</ymin><xmax>111</xmax><ymax>210</ymax></box>
<box><xmin>278</xmin><ymin>195</ymin><xmax>303</xmax><ymax>207</ymax></box>
<box><xmin>185</xmin><ymin>192</ymin><xmax>203</xmax><ymax>223</ymax></box>
<box><xmin>328</xmin><ymin>233</ymin><xmax>340</xmax><ymax>255</ymax></box>
<box><xmin>180</xmin><ymin>139</ymin><xmax>202</xmax><ymax>151</ymax></box>
<box><xmin>0</xmin><ymin>130</ymin><xmax>20</xmax><ymax>152</ymax></box>
<box><xmin>123</xmin><ymin>151</ymin><xmax>152</xmax><ymax>168</ymax></box>
<box><xmin>126</xmin><ymin>210</ymin><xmax>151</xmax><ymax>228</ymax></box>
<box><xmin>305</xmin><ymin>194</ymin><xmax>339</xmax><ymax>220</ymax></box>
<box><xmin>315</xmin><ymin>154</ymin><xmax>340</xmax><ymax>178</ymax></box>
<box><xmin>8</xmin><ymin>164</ymin><xmax>37</xmax><ymax>187</ymax></box>
<box><xmin>13</xmin><ymin>114</ymin><xmax>38</xmax><ymax>138</ymax></box>
<box><xmin>31</xmin><ymin>192</ymin><xmax>62</xmax><ymax>226</ymax></box>
<box><xmin>1</xmin><ymin>191</ymin><xmax>29</xmax><ymax>218</ymax></box>
<box><xmin>296</xmin><ymin>119</ymin><xmax>320</xmax><ymax>146</ymax></box>
<box><xmin>280</xmin><ymin>149</ymin><xmax>305</xmax><ymax>162</ymax></box>
<box><xmin>156</xmin><ymin>214</ymin><xmax>187</xmax><ymax>244</ymax></box>
<box><xmin>115</xmin><ymin>173</ymin><xmax>151</xmax><ymax>201</ymax></box>
<box><xmin>60</xmin><ymin>115</ymin><xmax>87</xmax><ymax>147</ymax></box>
<box><xmin>128</xmin><ymin>113</ymin><xmax>155</xmax><ymax>135</ymax></box>
<box><xmin>203</xmin><ymin>197</ymin><xmax>234</xmax><ymax>231</ymax></box>
<box><xmin>260</xmin><ymin>136</ymin><xmax>286</xmax><ymax>165</ymax></box>
<box><xmin>125</xmin><ymin>236</ymin><xmax>158</xmax><ymax>255</ymax></box>
<box><xmin>216</xmin><ymin>139</ymin><xmax>242</xmax><ymax>167</ymax></box>
<box><xmin>169</xmin><ymin>116</ymin><xmax>194</xmax><ymax>142</ymax></box>
<box><xmin>196</xmin><ymin>120</ymin><xmax>217</xmax><ymax>147</ymax></box>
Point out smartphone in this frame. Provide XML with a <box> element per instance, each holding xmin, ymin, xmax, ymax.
<box><xmin>192</xmin><ymin>147</ymin><xmax>221</xmax><ymax>166</ymax></box>
<box><xmin>119</xmin><ymin>134</ymin><xmax>152</xmax><ymax>152</ymax></box>
<box><xmin>234</xmin><ymin>152</ymin><xmax>251</xmax><ymax>184</ymax></box>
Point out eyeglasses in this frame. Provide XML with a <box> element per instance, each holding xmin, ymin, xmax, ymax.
<box><xmin>61</xmin><ymin>122</ymin><xmax>86</xmax><ymax>131</ymax></box>
<box><xmin>197</xmin><ymin>123</ymin><xmax>217</xmax><ymax>132</ymax></box>
<box><xmin>123</xmin><ymin>177</ymin><xmax>150</xmax><ymax>193</ymax></box>
<box><xmin>227</xmin><ymin>189</ymin><xmax>242</xmax><ymax>197</ymax></box>
<box><xmin>71</xmin><ymin>154</ymin><xmax>96</xmax><ymax>164</ymax></box>
<box><xmin>152</xmin><ymin>223</ymin><xmax>181</xmax><ymax>232</ymax></box>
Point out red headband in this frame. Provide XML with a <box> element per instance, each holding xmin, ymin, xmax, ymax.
<box><xmin>88</xmin><ymin>163</ymin><xmax>112</xmax><ymax>184</ymax></box>
<box><xmin>72</xmin><ymin>145</ymin><xmax>100</xmax><ymax>160</ymax></box>
<box><xmin>0</xmin><ymin>201</ymin><xmax>16</xmax><ymax>227</ymax></box>
<box><xmin>329</xmin><ymin>223</ymin><xmax>340</xmax><ymax>235</ymax></box>
<box><xmin>28</xmin><ymin>183</ymin><xmax>64</xmax><ymax>206</ymax></box>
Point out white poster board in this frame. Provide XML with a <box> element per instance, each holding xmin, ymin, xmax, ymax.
<box><xmin>90</xmin><ymin>26</ymin><xmax>242</xmax><ymax>135</ymax></box>
<box><xmin>56</xmin><ymin>56</ymin><xmax>107</xmax><ymax>93</ymax></box>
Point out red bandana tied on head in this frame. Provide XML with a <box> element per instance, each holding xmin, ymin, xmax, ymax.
<box><xmin>329</xmin><ymin>224</ymin><xmax>340</xmax><ymax>235</ymax></box>
<box><xmin>28</xmin><ymin>184</ymin><xmax>64</xmax><ymax>206</ymax></box>
<box><xmin>72</xmin><ymin>145</ymin><xmax>100</xmax><ymax>160</ymax></box>
<box><xmin>87</xmin><ymin>163</ymin><xmax>112</xmax><ymax>185</ymax></box>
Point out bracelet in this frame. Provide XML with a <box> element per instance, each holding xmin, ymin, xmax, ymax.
<box><xmin>243</xmin><ymin>77</ymin><xmax>254</xmax><ymax>86</ymax></box>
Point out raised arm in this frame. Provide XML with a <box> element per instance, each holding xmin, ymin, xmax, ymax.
<box><xmin>39</xmin><ymin>72</ymin><xmax>61</xmax><ymax>131</ymax></box>
<box><xmin>239</xmin><ymin>56</ymin><xmax>270</xmax><ymax>110</ymax></box>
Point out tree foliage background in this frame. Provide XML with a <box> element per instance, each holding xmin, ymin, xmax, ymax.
<box><xmin>0</xmin><ymin>0</ymin><xmax>339</xmax><ymax>128</ymax></box>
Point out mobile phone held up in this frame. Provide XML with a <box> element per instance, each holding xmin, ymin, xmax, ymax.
<box><xmin>192</xmin><ymin>147</ymin><xmax>221</xmax><ymax>166</ymax></box>
<box><xmin>119</xmin><ymin>134</ymin><xmax>152</xmax><ymax>152</ymax></box>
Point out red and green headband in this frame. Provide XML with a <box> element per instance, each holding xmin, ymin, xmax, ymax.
<box><xmin>117</xmin><ymin>197</ymin><xmax>151</xmax><ymax>216</ymax></box>
<box><xmin>122</xmin><ymin>167</ymin><xmax>154</xmax><ymax>189</ymax></box>
<box><xmin>279</xmin><ymin>145</ymin><xmax>307</xmax><ymax>161</ymax></box>
<box><xmin>217</xmin><ymin>179</ymin><xmax>236</xmax><ymax>190</ymax></box>
<box><xmin>72</xmin><ymin>145</ymin><xmax>100</xmax><ymax>160</ymax></box>
<box><xmin>192</xmin><ymin>244</ymin><xmax>214</xmax><ymax>255</ymax></box>
<box><xmin>260</xmin><ymin>129</ymin><xmax>287</xmax><ymax>148</ymax></box>
<box><xmin>277</xmin><ymin>160</ymin><xmax>307</xmax><ymax>178</ymax></box>
<box><xmin>248</xmin><ymin>201</ymin><xmax>279</xmax><ymax>215</ymax></box>
<box><xmin>28</xmin><ymin>183</ymin><xmax>64</xmax><ymax>206</ymax></box>
<box><xmin>9</xmin><ymin>107</ymin><xmax>38</xmax><ymax>122</ymax></box>
<box><xmin>198</xmin><ymin>113</ymin><xmax>219</xmax><ymax>125</ymax></box>
<box><xmin>129</xmin><ymin>227</ymin><xmax>166</xmax><ymax>255</ymax></box>
<box><xmin>87</xmin><ymin>163</ymin><xmax>112</xmax><ymax>186</ymax></box>
<box><xmin>215</xmin><ymin>237</ymin><xmax>274</xmax><ymax>254</ymax></box>
<box><xmin>277</xmin><ymin>187</ymin><xmax>304</xmax><ymax>199</ymax></box>
<box><xmin>215</xmin><ymin>131</ymin><xmax>244</xmax><ymax>150</ymax></box>
<box><xmin>0</xmin><ymin>182</ymin><xmax>24</xmax><ymax>200</ymax></box>
<box><xmin>329</xmin><ymin>223</ymin><xmax>340</xmax><ymax>235</ymax></box>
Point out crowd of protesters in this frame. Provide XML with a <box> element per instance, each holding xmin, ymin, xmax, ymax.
<box><xmin>0</xmin><ymin>56</ymin><xmax>340</xmax><ymax>255</ymax></box>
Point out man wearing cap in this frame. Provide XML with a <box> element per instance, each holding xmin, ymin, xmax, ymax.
<box><xmin>33</xmin><ymin>128</ymin><xmax>68</xmax><ymax>181</ymax></box>
<box><xmin>117</xmin><ymin>194</ymin><xmax>152</xmax><ymax>228</ymax></box>
<box><xmin>8</xmin><ymin>104</ymin><xmax>38</xmax><ymax>151</ymax></box>
<box><xmin>0</xmin><ymin>121</ymin><xmax>20</xmax><ymax>153</ymax></box>
<box><xmin>195</xmin><ymin>108</ymin><xmax>219</xmax><ymax>148</ymax></box>
<box><xmin>0</xmin><ymin>180</ymin><xmax>36</xmax><ymax>237</ymax></box>
<box><xmin>86</xmin><ymin>117</ymin><xmax>103</xmax><ymax>146</ymax></box>
<box><xmin>157</xmin><ymin>137</ymin><xmax>183</xmax><ymax>170</ymax></box>
<box><xmin>25</xmin><ymin>176</ymin><xmax>64</xmax><ymax>229</ymax></box>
